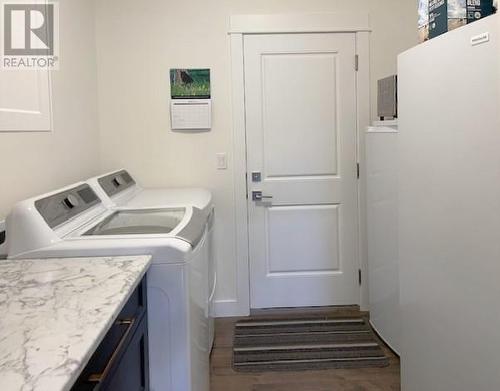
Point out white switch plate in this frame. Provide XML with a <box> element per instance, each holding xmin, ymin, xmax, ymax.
<box><xmin>216</xmin><ymin>153</ymin><xmax>227</xmax><ymax>170</ymax></box>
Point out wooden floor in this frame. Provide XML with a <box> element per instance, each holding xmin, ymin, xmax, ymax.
<box><xmin>210</xmin><ymin>307</ymin><xmax>400</xmax><ymax>391</ymax></box>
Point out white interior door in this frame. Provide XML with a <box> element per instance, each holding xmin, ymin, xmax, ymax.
<box><xmin>244</xmin><ymin>33</ymin><xmax>359</xmax><ymax>309</ymax></box>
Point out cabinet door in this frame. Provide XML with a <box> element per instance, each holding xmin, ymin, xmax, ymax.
<box><xmin>101</xmin><ymin>316</ymin><xmax>149</xmax><ymax>391</ymax></box>
<box><xmin>0</xmin><ymin>68</ymin><xmax>52</xmax><ymax>132</ymax></box>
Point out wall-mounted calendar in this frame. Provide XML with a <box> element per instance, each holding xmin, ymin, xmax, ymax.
<box><xmin>169</xmin><ymin>68</ymin><xmax>211</xmax><ymax>131</ymax></box>
<box><xmin>170</xmin><ymin>99</ymin><xmax>211</xmax><ymax>130</ymax></box>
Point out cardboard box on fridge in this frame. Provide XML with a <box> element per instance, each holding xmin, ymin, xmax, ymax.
<box><xmin>418</xmin><ymin>0</ymin><xmax>496</xmax><ymax>42</ymax></box>
<box><xmin>418</xmin><ymin>0</ymin><xmax>430</xmax><ymax>42</ymax></box>
<box><xmin>429</xmin><ymin>0</ymin><xmax>467</xmax><ymax>39</ymax></box>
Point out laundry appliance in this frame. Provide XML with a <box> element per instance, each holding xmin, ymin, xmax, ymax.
<box><xmin>86</xmin><ymin>170</ymin><xmax>212</xmax><ymax>212</ymax></box>
<box><xmin>6</xmin><ymin>183</ymin><xmax>211</xmax><ymax>391</ymax></box>
<box><xmin>365</xmin><ymin>120</ymin><xmax>399</xmax><ymax>354</ymax></box>
<box><xmin>86</xmin><ymin>169</ymin><xmax>217</xmax><ymax>349</ymax></box>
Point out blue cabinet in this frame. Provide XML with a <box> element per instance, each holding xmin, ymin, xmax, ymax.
<box><xmin>72</xmin><ymin>277</ymin><xmax>149</xmax><ymax>391</ymax></box>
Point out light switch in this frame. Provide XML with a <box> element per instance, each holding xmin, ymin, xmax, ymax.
<box><xmin>216</xmin><ymin>153</ymin><xmax>227</xmax><ymax>170</ymax></box>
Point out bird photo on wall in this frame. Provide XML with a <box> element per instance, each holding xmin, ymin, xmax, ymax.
<box><xmin>170</xmin><ymin>68</ymin><xmax>211</xmax><ymax>99</ymax></box>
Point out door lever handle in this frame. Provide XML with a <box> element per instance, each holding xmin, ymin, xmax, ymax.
<box><xmin>252</xmin><ymin>191</ymin><xmax>273</xmax><ymax>202</ymax></box>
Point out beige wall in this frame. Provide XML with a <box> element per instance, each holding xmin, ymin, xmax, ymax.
<box><xmin>95</xmin><ymin>0</ymin><xmax>417</xmax><ymax>311</ymax></box>
<box><xmin>0</xmin><ymin>0</ymin><xmax>100</xmax><ymax>219</ymax></box>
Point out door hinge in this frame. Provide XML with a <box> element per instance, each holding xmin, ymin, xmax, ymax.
<box><xmin>356</xmin><ymin>163</ymin><xmax>360</xmax><ymax>179</ymax></box>
<box><xmin>355</xmin><ymin>54</ymin><xmax>359</xmax><ymax>71</ymax></box>
<box><xmin>358</xmin><ymin>269</ymin><xmax>362</xmax><ymax>285</ymax></box>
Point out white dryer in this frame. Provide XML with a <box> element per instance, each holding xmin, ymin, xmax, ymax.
<box><xmin>86</xmin><ymin>169</ymin><xmax>217</xmax><ymax>349</ymax></box>
<box><xmin>86</xmin><ymin>170</ymin><xmax>212</xmax><ymax>212</ymax></box>
<box><xmin>6</xmin><ymin>183</ymin><xmax>210</xmax><ymax>391</ymax></box>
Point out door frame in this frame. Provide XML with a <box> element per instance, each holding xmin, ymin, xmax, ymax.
<box><xmin>224</xmin><ymin>13</ymin><xmax>371</xmax><ymax>317</ymax></box>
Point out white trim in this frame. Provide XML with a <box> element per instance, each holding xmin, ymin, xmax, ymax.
<box><xmin>230</xmin><ymin>13</ymin><xmax>371</xmax><ymax>34</ymax></box>
<box><xmin>226</xmin><ymin>33</ymin><xmax>251</xmax><ymax>317</ymax></box>
<box><xmin>228</xmin><ymin>15</ymin><xmax>371</xmax><ymax>317</ymax></box>
<box><xmin>214</xmin><ymin>299</ymin><xmax>246</xmax><ymax>318</ymax></box>
<box><xmin>355</xmin><ymin>31</ymin><xmax>371</xmax><ymax>311</ymax></box>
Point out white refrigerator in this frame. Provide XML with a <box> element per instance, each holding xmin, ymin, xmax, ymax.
<box><xmin>398</xmin><ymin>14</ymin><xmax>500</xmax><ymax>391</ymax></box>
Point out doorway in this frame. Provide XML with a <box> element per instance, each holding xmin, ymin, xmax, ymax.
<box><xmin>228</xmin><ymin>13</ymin><xmax>371</xmax><ymax>316</ymax></box>
<box><xmin>244</xmin><ymin>32</ymin><xmax>360</xmax><ymax>308</ymax></box>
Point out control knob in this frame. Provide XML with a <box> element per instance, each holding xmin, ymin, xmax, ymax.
<box><xmin>62</xmin><ymin>194</ymin><xmax>79</xmax><ymax>209</ymax></box>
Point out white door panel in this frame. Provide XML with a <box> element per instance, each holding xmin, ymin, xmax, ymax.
<box><xmin>266</xmin><ymin>204</ymin><xmax>341</xmax><ymax>274</ymax></box>
<box><xmin>261</xmin><ymin>52</ymin><xmax>339</xmax><ymax>177</ymax></box>
<box><xmin>244</xmin><ymin>33</ymin><xmax>358</xmax><ymax>308</ymax></box>
<box><xmin>0</xmin><ymin>68</ymin><xmax>52</xmax><ymax>132</ymax></box>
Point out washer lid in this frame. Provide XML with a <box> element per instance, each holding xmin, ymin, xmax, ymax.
<box><xmin>175</xmin><ymin>206</ymin><xmax>206</xmax><ymax>247</ymax></box>
<box><xmin>81</xmin><ymin>206</ymin><xmax>205</xmax><ymax>247</ymax></box>
<box><xmin>83</xmin><ymin>208</ymin><xmax>185</xmax><ymax>236</ymax></box>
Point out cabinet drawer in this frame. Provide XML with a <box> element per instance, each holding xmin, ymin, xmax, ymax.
<box><xmin>71</xmin><ymin>276</ymin><xmax>148</xmax><ymax>391</ymax></box>
<box><xmin>100</xmin><ymin>315</ymin><xmax>149</xmax><ymax>391</ymax></box>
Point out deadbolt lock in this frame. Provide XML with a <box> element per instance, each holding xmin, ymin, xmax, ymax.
<box><xmin>251</xmin><ymin>172</ymin><xmax>262</xmax><ymax>182</ymax></box>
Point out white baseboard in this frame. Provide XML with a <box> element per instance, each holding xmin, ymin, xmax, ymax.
<box><xmin>214</xmin><ymin>299</ymin><xmax>249</xmax><ymax>318</ymax></box>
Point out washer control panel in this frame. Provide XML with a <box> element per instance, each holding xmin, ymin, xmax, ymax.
<box><xmin>35</xmin><ymin>184</ymin><xmax>101</xmax><ymax>228</ymax></box>
<box><xmin>98</xmin><ymin>170</ymin><xmax>136</xmax><ymax>197</ymax></box>
<box><xmin>62</xmin><ymin>194</ymin><xmax>80</xmax><ymax>209</ymax></box>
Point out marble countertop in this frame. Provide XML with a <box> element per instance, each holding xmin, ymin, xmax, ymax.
<box><xmin>0</xmin><ymin>255</ymin><xmax>152</xmax><ymax>391</ymax></box>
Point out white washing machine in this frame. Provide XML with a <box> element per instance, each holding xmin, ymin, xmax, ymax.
<box><xmin>86</xmin><ymin>169</ymin><xmax>216</xmax><ymax>349</ymax></box>
<box><xmin>6</xmin><ymin>183</ymin><xmax>210</xmax><ymax>391</ymax></box>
